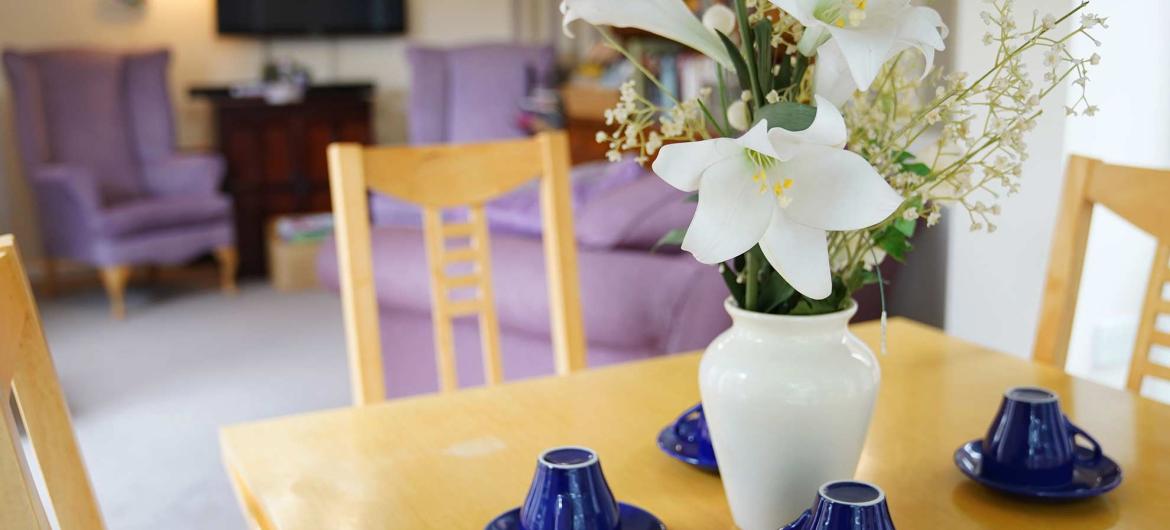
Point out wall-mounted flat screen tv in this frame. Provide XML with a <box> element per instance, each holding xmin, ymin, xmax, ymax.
<box><xmin>217</xmin><ymin>0</ymin><xmax>407</xmax><ymax>36</ymax></box>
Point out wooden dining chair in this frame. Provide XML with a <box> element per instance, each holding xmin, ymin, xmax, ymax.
<box><xmin>328</xmin><ymin>131</ymin><xmax>587</xmax><ymax>405</ymax></box>
<box><xmin>1035</xmin><ymin>155</ymin><xmax>1170</xmax><ymax>393</ymax></box>
<box><xmin>0</xmin><ymin>235</ymin><xmax>105</xmax><ymax>529</ymax></box>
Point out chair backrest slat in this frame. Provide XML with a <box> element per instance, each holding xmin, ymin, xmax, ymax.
<box><xmin>0</xmin><ymin>234</ymin><xmax>105</xmax><ymax>529</ymax></box>
<box><xmin>328</xmin><ymin>132</ymin><xmax>586</xmax><ymax>404</ymax></box>
<box><xmin>1035</xmin><ymin>156</ymin><xmax>1170</xmax><ymax>394</ymax></box>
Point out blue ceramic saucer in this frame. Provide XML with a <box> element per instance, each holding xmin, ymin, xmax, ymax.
<box><xmin>780</xmin><ymin>509</ymin><xmax>812</xmax><ymax>530</ymax></box>
<box><xmin>954</xmin><ymin>439</ymin><xmax>1122</xmax><ymax>499</ymax></box>
<box><xmin>656</xmin><ymin>405</ymin><xmax>718</xmax><ymax>473</ymax></box>
<box><xmin>485</xmin><ymin>502</ymin><xmax>667</xmax><ymax>530</ymax></box>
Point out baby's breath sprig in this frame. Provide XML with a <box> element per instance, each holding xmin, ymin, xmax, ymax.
<box><xmin>831</xmin><ymin>0</ymin><xmax>1102</xmax><ymax>287</ymax></box>
<box><xmin>597</xmin><ymin>80</ymin><xmax>710</xmax><ymax>165</ymax></box>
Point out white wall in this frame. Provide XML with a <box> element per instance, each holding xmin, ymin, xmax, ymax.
<box><xmin>1062</xmin><ymin>0</ymin><xmax>1168</xmax><ymax>386</ymax></box>
<box><xmin>0</xmin><ymin>0</ymin><xmax>520</xmax><ymax>258</ymax></box>
<box><xmin>943</xmin><ymin>0</ymin><xmax>1074</xmax><ymax>357</ymax></box>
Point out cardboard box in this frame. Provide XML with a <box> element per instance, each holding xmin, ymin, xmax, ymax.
<box><xmin>267</xmin><ymin>218</ymin><xmax>325</xmax><ymax>292</ymax></box>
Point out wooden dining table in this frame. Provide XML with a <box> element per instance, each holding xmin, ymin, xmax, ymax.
<box><xmin>220</xmin><ymin>318</ymin><xmax>1170</xmax><ymax>529</ymax></box>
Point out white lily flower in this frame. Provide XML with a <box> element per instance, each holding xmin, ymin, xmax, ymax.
<box><xmin>773</xmin><ymin>0</ymin><xmax>948</xmax><ymax>105</ymax></box>
<box><xmin>652</xmin><ymin>96</ymin><xmax>902</xmax><ymax>299</ymax></box>
<box><xmin>561</xmin><ymin>0</ymin><xmax>734</xmax><ymax>69</ymax></box>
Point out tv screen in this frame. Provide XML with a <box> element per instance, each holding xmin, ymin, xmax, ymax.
<box><xmin>217</xmin><ymin>0</ymin><xmax>406</xmax><ymax>36</ymax></box>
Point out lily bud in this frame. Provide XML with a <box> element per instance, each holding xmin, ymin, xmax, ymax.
<box><xmin>702</xmin><ymin>4</ymin><xmax>736</xmax><ymax>36</ymax></box>
<box><xmin>727</xmin><ymin>100</ymin><xmax>750</xmax><ymax>131</ymax></box>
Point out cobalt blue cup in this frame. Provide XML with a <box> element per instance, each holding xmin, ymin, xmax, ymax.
<box><xmin>673</xmin><ymin>404</ymin><xmax>716</xmax><ymax>463</ymax></box>
<box><xmin>981</xmin><ymin>387</ymin><xmax>1103</xmax><ymax>487</ymax></box>
<box><xmin>519</xmin><ymin>446</ymin><xmax>621</xmax><ymax>530</ymax></box>
<box><xmin>786</xmin><ymin>480</ymin><xmax>896</xmax><ymax>530</ymax></box>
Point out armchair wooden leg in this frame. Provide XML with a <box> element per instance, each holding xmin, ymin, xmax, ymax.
<box><xmin>214</xmin><ymin>246</ymin><xmax>239</xmax><ymax>295</ymax></box>
<box><xmin>99</xmin><ymin>265</ymin><xmax>131</xmax><ymax>320</ymax></box>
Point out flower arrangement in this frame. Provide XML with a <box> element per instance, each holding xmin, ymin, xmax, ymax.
<box><xmin>563</xmin><ymin>0</ymin><xmax>1103</xmax><ymax>315</ymax></box>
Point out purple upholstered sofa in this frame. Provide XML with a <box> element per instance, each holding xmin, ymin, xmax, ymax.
<box><xmin>317</xmin><ymin>44</ymin><xmax>731</xmax><ymax>398</ymax></box>
<box><xmin>3</xmin><ymin>49</ymin><xmax>234</xmax><ymax>315</ymax></box>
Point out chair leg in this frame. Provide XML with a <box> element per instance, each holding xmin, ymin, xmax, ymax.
<box><xmin>99</xmin><ymin>265</ymin><xmax>131</xmax><ymax>320</ymax></box>
<box><xmin>42</xmin><ymin>258</ymin><xmax>59</xmax><ymax>298</ymax></box>
<box><xmin>214</xmin><ymin>246</ymin><xmax>239</xmax><ymax>295</ymax></box>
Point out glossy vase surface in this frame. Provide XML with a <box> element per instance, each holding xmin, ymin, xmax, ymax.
<box><xmin>699</xmin><ymin>299</ymin><xmax>880</xmax><ymax>530</ymax></box>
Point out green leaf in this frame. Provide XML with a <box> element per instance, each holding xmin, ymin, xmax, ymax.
<box><xmin>876</xmin><ymin>227</ymin><xmax>912</xmax><ymax>262</ymax></box>
<box><xmin>753</xmin><ymin>20</ymin><xmax>773</xmax><ymax>97</ymax></box>
<box><xmin>717</xmin><ymin>31</ymin><xmax>752</xmax><ymax>103</ymax></box>
<box><xmin>685</xmin><ymin>192</ymin><xmax>699</xmax><ymax>203</ymax></box>
<box><xmin>787</xmin><ymin>277</ymin><xmax>849</xmax><ymax>315</ymax></box>
<box><xmin>893</xmin><ymin>217</ymin><xmax>916</xmax><ymax>238</ymax></box>
<box><xmin>756</xmin><ymin>269</ymin><xmax>797</xmax><ymax>313</ymax></box>
<box><xmin>720</xmin><ymin>259</ymin><xmax>746</xmax><ymax>308</ymax></box>
<box><xmin>755</xmin><ymin>101</ymin><xmax>817</xmax><ymax>132</ymax></box>
<box><xmin>652</xmin><ymin>228</ymin><xmax>686</xmax><ymax>251</ymax></box>
<box><xmin>896</xmin><ymin>151</ymin><xmax>931</xmax><ymax>176</ymax></box>
<box><xmin>789</xmin><ymin>55</ymin><xmax>808</xmax><ymax>92</ymax></box>
<box><xmin>774</xmin><ymin>55</ymin><xmax>793</xmax><ymax>92</ymax></box>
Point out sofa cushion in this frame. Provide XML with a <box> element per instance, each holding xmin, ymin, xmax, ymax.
<box><xmin>98</xmin><ymin>195</ymin><xmax>231</xmax><ymax>237</ymax></box>
<box><xmin>376</xmin><ymin>309</ymin><xmax>657</xmax><ymax>398</ymax></box>
<box><xmin>369</xmin><ymin>159</ymin><xmax>644</xmax><ymax>234</ymax></box>
<box><xmin>317</xmin><ymin>225</ymin><xmax>729</xmax><ymax>352</ymax></box>
<box><xmin>575</xmin><ymin>175</ymin><xmax>697</xmax><ymax>251</ymax></box>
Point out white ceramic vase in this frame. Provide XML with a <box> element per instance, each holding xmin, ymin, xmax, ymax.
<box><xmin>699</xmin><ymin>298</ymin><xmax>880</xmax><ymax>530</ymax></box>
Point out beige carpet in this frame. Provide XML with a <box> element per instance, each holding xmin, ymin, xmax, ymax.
<box><xmin>38</xmin><ymin>280</ymin><xmax>350</xmax><ymax>530</ymax></box>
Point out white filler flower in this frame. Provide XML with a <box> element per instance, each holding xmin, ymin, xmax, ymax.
<box><xmin>652</xmin><ymin>97</ymin><xmax>902</xmax><ymax>299</ymax></box>
<box><xmin>561</xmin><ymin>0</ymin><xmax>734</xmax><ymax>68</ymax></box>
<box><xmin>774</xmin><ymin>0</ymin><xmax>948</xmax><ymax>105</ymax></box>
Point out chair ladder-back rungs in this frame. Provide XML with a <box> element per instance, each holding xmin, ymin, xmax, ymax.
<box><xmin>442</xmin><ymin>247</ymin><xmax>480</xmax><ymax>266</ymax></box>
<box><xmin>422</xmin><ymin>209</ymin><xmax>461</xmax><ymax>393</ymax></box>
<box><xmin>444</xmin><ymin>298</ymin><xmax>483</xmax><ymax>318</ymax></box>
<box><xmin>441</xmin><ymin>223</ymin><xmax>476</xmax><ymax>239</ymax></box>
<box><xmin>466</xmin><ymin>204</ymin><xmax>504</xmax><ymax>386</ymax></box>
<box><xmin>328</xmin><ymin>132</ymin><xmax>582</xmax><ymax>398</ymax></box>
<box><xmin>1128</xmin><ymin>243</ymin><xmax>1170</xmax><ymax>392</ymax></box>
<box><xmin>442</xmin><ymin>273</ymin><xmax>482</xmax><ymax>290</ymax></box>
<box><xmin>1141</xmin><ymin>362</ymin><xmax>1170</xmax><ymax>385</ymax></box>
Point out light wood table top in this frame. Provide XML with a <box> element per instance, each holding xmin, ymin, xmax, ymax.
<box><xmin>221</xmin><ymin>319</ymin><xmax>1170</xmax><ymax>529</ymax></box>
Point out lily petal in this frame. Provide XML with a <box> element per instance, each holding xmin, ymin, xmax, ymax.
<box><xmin>561</xmin><ymin>0</ymin><xmax>733</xmax><ymax>68</ymax></box>
<box><xmin>734</xmin><ymin>120</ymin><xmax>784</xmax><ymax>160</ymax></box>
<box><xmin>768</xmin><ymin>95</ymin><xmax>848</xmax><ymax>149</ymax></box>
<box><xmin>769</xmin><ymin>0</ymin><xmax>818</xmax><ymax>26</ymax></box>
<box><xmin>810</xmin><ymin>40</ymin><xmax>860</xmax><ymax>107</ymax></box>
<box><xmin>653</xmin><ymin>137</ymin><xmax>740</xmax><ymax>192</ymax></box>
<box><xmin>825</xmin><ymin>19</ymin><xmax>900</xmax><ymax>92</ymax></box>
<box><xmin>780</xmin><ymin>144</ymin><xmax>903</xmax><ymax>231</ymax></box>
<box><xmin>898</xmin><ymin>6</ymin><xmax>948</xmax><ymax>79</ymax></box>
<box><xmin>759</xmin><ymin>213</ymin><xmax>832</xmax><ymax>299</ymax></box>
<box><xmin>682</xmin><ymin>155</ymin><xmax>774</xmax><ymax>264</ymax></box>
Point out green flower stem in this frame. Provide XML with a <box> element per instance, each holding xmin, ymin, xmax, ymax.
<box><xmin>744</xmin><ymin>247</ymin><xmax>760</xmax><ymax>311</ymax></box>
<box><xmin>598</xmin><ymin>29</ymin><xmax>681</xmax><ymax>107</ymax></box>
<box><xmin>717</xmin><ymin>64</ymin><xmax>731</xmax><ymax>132</ymax></box>
<box><xmin>734</xmin><ymin>0</ymin><xmax>764</xmax><ymax>105</ymax></box>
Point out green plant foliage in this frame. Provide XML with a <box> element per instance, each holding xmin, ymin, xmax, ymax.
<box><xmin>653</xmin><ymin>228</ymin><xmax>686</xmax><ymax>251</ymax></box>
<box><xmin>755</xmin><ymin>101</ymin><xmax>817</xmax><ymax>132</ymax></box>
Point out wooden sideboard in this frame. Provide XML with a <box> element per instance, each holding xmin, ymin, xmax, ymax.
<box><xmin>190</xmin><ymin>83</ymin><xmax>373</xmax><ymax>276</ymax></box>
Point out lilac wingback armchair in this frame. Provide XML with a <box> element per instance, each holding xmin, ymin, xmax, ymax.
<box><xmin>317</xmin><ymin>44</ymin><xmax>732</xmax><ymax>399</ymax></box>
<box><xmin>3</xmin><ymin>49</ymin><xmax>235</xmax><ymax>318</ymax></box>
